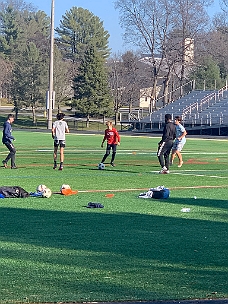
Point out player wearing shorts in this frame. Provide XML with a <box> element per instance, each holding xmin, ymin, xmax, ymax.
<box><xmin>52</xmin><ymin>113</ymin><xmax>69</xmax><ymax>170</ymax></box>
<box><xmin>157</xmin><ymin>114</ymin><xmax>176</xmax><ymax>174</ymax></box>
<box><xmin>100</xmin><ymin>121</ymin><xmax>120</xmax><ymax>167</ymax></box>
<box><xmin>170</xmin><ymin>116</ymin><xmax>187</xmax><ymax>167</ymax></box>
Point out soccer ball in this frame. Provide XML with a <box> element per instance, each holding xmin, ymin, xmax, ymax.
<box><xmin>60</xmin><ymin>184</ymin><xmax>71</xmax><ymax>191</ymax></box>
<box><xmin>98</xmin><ymin>163</ymin><xmax>105</xmax><ymax>170</ymax></box>
<box><xmin>42</xmin><ymin>188</ymin><xmax>52</xmax><ymax>198</ymax></box>
<box><xmin>36</xmin><ymin>184</ymin><xmax>47</xmax><ymax>193</ymax></box>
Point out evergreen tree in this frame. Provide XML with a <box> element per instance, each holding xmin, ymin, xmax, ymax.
<box><xmin>0</xmin><ymin>6</ymin><xmax>19</xmax><ymax>57</ymax></box>
<box><xmin>190</xmin><ymin>56</ymin><xmax>223</xmax><ymax>90</ymax></box>
<box><xmin>55</xmin><ymin>7</ymin><xmax>110</xmax><ymax>62</ymax></box>
<box><xmin>11</xmin><ymin>42</ymin><xmax>47</xmax><ymax>121</ymax></box>
<box><xmin>73</xmin><ymin>44</ymin><xmax>112</xmax><ymax>127</ymax></box>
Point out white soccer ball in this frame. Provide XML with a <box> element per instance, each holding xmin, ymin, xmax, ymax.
<box><xmin>36</xmin><ymin>184</ymin><xmax>47</xmax><ymax>193</ymax></box>
<box><xmin>42</xmin><ymin>188</ymin><xmax>52</xmax><ymax>198</ymax></box>
<box><xmin>60</xmin><ymin>184</ymin><xmax>71</xmax><ymax>191</ymax></box>
<box><xmin>98</xmin><ymin>163</ymin><xmax>105</xmax><ymax>170</ymax></box>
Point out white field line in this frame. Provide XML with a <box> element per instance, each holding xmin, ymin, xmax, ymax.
<box><xmin>35</xmin><ymin>149</ymin><xmax>228</xmax><ymax>155</ymax></box>
<box><xmin>151</xmin><ymin>169</ymin><xmax>228</xmax><ymax>179</ymax></box>
<box><xmin>78</xmin><ymin>184</ymin><xmax>228</xmax><ymax>193</ymax></box>
<box><xmin>171</xmin><ymin>172</ymin><xmax>228</xmax><ymax>179</ymax></box>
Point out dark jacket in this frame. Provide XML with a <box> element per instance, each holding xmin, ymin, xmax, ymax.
<box><xmin>2</xmin><ymin>121</ymin><xmax>15</xmax><ymax>144</ymax></box>
<box><xmin>159</xmin><ymin>121</ymin><xmax>176</xmax><ymax>144</ymax></box>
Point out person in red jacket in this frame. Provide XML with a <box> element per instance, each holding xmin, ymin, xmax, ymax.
<box><xmin>100</xmin><ymin>121</ymin><xmax>120</xmax><ymax>167</ymax></box>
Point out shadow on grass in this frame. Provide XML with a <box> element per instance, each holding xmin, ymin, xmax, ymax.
<box><xmin>0</xmin><ymin>204</ymin><xmax>227</xmax><ymax>264</ymax></box>
<box><xmin>168</xmin><ymin>197</ymin><xmax>228</xmax><ymax>210</ymax></box>
<box><xmin>0</xmin><ymin>203</ymin><xmax>227</xmax><ymax>301</ymax></box>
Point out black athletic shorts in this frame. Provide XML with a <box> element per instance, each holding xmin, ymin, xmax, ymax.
<box><xmin>54</xmin><ymin>140</ymin><xmax>66</xmax><ymax>148</ymax></box>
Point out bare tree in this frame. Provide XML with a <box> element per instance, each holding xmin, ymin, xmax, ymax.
<box><xmin>108</xmin><ymin>51</ymin><xmax>145</xmax><ymax>123</ymax></box>
<box><xmin>115</xmin><ymin>0</ymin><xmax>211</xmax><ymax>108</ymax></box>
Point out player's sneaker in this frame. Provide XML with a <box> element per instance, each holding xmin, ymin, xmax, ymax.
<box><xmin>58</xmin><ymin>166</ymin><xmax>63</xmax><ymax>171</ymax></box>
<box><xmin>2</xmin><ymin>160</ymin><xmax>7</xmax><ymax>168</ymax></box>
<box><xmin>110</xmin><ymin>162</ymin><xmax>115</xmax><ymax>167</ymax></box>
<box><xmin>178</xmin><ymin>161</ymin><xmax>183</xmax><ymax>168</ymax></box>
<box><xmin>11</xmin><ymin>166</ymin><xmax>17</xmax><ymax>169</ymax></box>
<box><xmin>53</xmin><ymin>164</ymin><xmax>57</xmax><ymax>169</ymax></box>
<box><xmin>159</xmin><ymin>166</ymin><xmax>169</xmax><ymax>174</ymax></box>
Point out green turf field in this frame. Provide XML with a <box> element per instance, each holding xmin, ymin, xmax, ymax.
<box><xmin>0</xmin><ymin>131</ymin><xmax>228</xmax><ymax>303</ymax></box>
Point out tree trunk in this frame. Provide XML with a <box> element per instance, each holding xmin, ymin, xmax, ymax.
<box><xmin>86</xmin><ymin>114</ymin><xmax>90</xmax><ymax>128</ymax></box>
<box><xmin>32</xmin><ymin>106</ymin><xmax>36</xmax><ymax>124</ymax></box>
<box><xmin>162</xmin><ymin>72</ymin><xmax>172</xmax><ymax>106</ymax></box>
<box><xmin>115</xmin><ymin>111</ymin><xmax>118</xmax><ymax>125</ymax></box>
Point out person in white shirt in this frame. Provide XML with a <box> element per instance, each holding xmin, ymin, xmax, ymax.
<box><xmin>52</xmin><ymin>113</ymin><xmax>69</xmax><ymax>170</ymax></box>
<box><xmin>170</xmin><ymin>116</ymin><xmax>187</xmax><ymax>168</ymax></box>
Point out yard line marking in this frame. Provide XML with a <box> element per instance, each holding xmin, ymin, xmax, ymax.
<box><xmin>171</xmin><ymin>172</ymin><xmax>228</xmax><ymax>179</ymax></box>
<box><xmin>77</xmin><ymin>185</ymin><xmax>228</xmax><ymax>193</ymax></box>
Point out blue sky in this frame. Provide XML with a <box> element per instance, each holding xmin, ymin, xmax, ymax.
<box><xmin>29</xmin><ymin>0</ymin><xmax>127</xmax><ymax>54</ymax></box>
<box><xmin>29</xmin><ymin>0</ymin><xmax>221</xmax><ymax>54</ymax></box>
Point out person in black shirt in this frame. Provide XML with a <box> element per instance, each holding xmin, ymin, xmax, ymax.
<box><xmin>2</xmin><ymin>114</ymin><xmax>17</xmax><ymax>169</ymax></box>
<box><xmin>157</xmin><ymin>114</ymin><xmax>176</xmax><ymax>174</ymax></box>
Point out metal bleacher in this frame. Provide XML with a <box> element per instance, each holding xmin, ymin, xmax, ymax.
<box><xmin>131</xmin><ymin>87</ymin><xmax>228</xmax><ymax>133</ymax></box>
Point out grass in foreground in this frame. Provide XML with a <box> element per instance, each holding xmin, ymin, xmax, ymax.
<box><xmin>0</xmin><ymin>131</ymin><xmax>228</xmax><ymax>303</ymax></box>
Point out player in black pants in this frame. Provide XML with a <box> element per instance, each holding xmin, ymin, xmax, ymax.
<box><xmin>157</xmin><ymin>114</ymin><xmax>176</xmax><ymax>174</ymax></box>
<box><xmin>2</xmin><ymin>114</ymin><xmax>17</xmax><ymax>169</ymax></box>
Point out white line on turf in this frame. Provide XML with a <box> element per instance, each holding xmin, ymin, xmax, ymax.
<box><xmin>170</xmin><ymin>172</ymin><xmax>228</xmax><ymax>179</ymax></box>
<box><xmin>77</xmin><ymin>184</ymin><xmax>228</xmax><ymax>193</ymax></box>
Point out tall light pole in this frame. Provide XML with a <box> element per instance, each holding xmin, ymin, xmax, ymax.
<box><xmin>47</xmin><ymin>0</ymin><xmax>55</xmax><ymax>129</ymax></box>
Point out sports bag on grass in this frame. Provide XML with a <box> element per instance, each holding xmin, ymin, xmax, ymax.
<box><xmin>0</xmin><ymin>186</ymin><xmax>29</xmax><ymax>198</ymax></box>
<box><xmin>138</xmin><ymin>186</ymin><xmax>169</xmax><ymax>199</ymax></box>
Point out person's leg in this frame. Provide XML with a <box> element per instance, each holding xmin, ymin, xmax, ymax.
<box><xmin>170</xmin><ymin>150</ymin><xmax>177</xmax><ymax>164</ymax></box>
<box><xmin>157</xmin><ymin>143</ymin><xmax>165</xmax><ymax>168</ymax></box>
<box><xmin>176</xmin><ymin>150</ymin><xmax>183</xmax><ymax>167</ymax></box>
<box><xmin>164</xmin><ymin>141</ymin><xmax>173</xmax><ymax>170</ymax></box>
<box><xmin>59</xmin><ymin>147</ymin><xmax>64</xmax><ymax>168</ymax></box>
<box><xmin>101</xmin><ymin>144</ymin><xmax>111</xmax><ymax>163</ymax></box>
<box><xmin>53</xmin><ymin>145</ymin><xmax>58</xmax><ymax>169</ymax></box>
<box><xmin>4</xmin><ymin>142</ymin><xmax>16</xmax><ymax>168</ymax></box>
<box><xmin>110</xmin><ymin>144</ymin><xmax>117</xmax><ymax>166</ymax></box>
<box><xmin>59</xmin><ymin>141</ymin><xmax>66</xmax><ymax>170</ymax></box>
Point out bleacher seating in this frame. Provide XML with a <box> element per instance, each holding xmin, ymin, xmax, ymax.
<box><xmin>137</xmin><ymin>89</ymin><xmax>228</xmax><ymax>128</ymax></box>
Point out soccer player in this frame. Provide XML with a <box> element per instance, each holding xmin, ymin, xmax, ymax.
<box><xmin>100</xmin><ymin>121</ymin><xmax>120</xmax><ymax>167</ymax></box>
<box><xmin>170</xmin><ymin>116</ymin><xmax>187</xmax><ymax>167</ymax></box>
<box><xmin>157</xmin><ymin>114</ymin><xmax>176</xmax><ymax>174</ymax></box>
<box><xmin>2</xmin><ymin>114</ymin><xmax>17</xmax><ymax>169</ymax></box>
<box><xmin>52</xmin><ymin>113</ymin><xmax>69</xmax><ymax>170</ymax></box>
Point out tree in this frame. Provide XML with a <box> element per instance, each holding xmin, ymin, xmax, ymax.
<box><xmin>114</xmin><ymin>0</ymin><xmax>211</xmax><ymax>108</ymax></box>
<box><xmin>0</xmin><ymin>6</ymin><xmax>19</xmax><ymax>57</ymax></box>
<box><xmin>10</xmin><ymin>42</ymin><xmax>48</xmax><ymax>121</ymax></box>
<box><xmin>0</xmin><ymin>4</ymin><xmax>50</xmax><ymax>118</ymax></box>
<box><xmin>189</xmin><ymin>56</ymin><xmax>223</xmax><ymax>90</ymax></box>
<box><xmin>55</xmin><ymin>7</ymin><xmax>110</xmax><ymax>62</ymax></box>
<box><xmin>53</xmin><ymin>46</ymin><xmax>74</xmax><ymax>110</ymax></box>
<box><xmin>0</xmin><ymin>56</ymin><xmax>12</xmax><ymax>99</ymax></box>
<box><xmin>73</xmin><ymin>44</ymin><xmax>112</xmax><ymax>127</ymax></box>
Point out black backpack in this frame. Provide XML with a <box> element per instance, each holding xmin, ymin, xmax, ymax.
<box><xmin>0</xmin><ymin>186</ymin><xmax>29</xmax><ymax>198</ymax></box>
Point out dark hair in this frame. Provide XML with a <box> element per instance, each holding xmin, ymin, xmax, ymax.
<box><xmin>165</xmin><ymin>114</ymin><xmax>172</xmax><ymax>121</ymax></box>
<box><xmin>175</xmin><ymin>116</ymin><xmax>182</xmax><ymax>122</ymax></box>
<box><xmin>57</xmin><ymin>113</ymin><xmax>65</xmax><ymax>120</ymax></box>
<box><xmin>7</xmin><ymin>114</ymin><xmax>15</xmax><ymax>119</ymax></box>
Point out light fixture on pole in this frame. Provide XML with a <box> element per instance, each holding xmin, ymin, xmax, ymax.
<box><xmin>47</xmin><ymin>0</ymin><xmax>55</xmax><ymax>129</ymax></box>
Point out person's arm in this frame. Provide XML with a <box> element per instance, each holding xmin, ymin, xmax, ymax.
<box><xmin>159</xmin><ymin>124</ymin><xmax>168</xmax><ymax>145</ymax></box>
<box><xmin>51</xmin><ymin>126</ymin><xmax>56</xmax><ymax>139</ymax></box>
<box><xmin>178</xmin><ymin>130</ymin><xmax>187</xmax><ymax>140</ymax></box>
<box><xmin>101</xmin><ymin>131</ymin><xmax>107</xmax><ymax>147</ymax></box>
<box><xmin>65</xmin><ymin>122</ymin><xmax>69</xmax><ymax>133</ymax></box>
<box><xmin>4</xmin><ymin>123</ymin><xmax>15</xmax><ymax>141</ymax></box>
<box><xmin>115</xmin><ymin>129</ymin><xmax>120</xmax><ymax>145</ymax></box>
